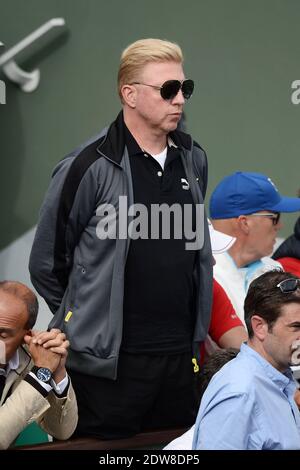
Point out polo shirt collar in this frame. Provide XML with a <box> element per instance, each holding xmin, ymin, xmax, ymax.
<box><xmin>97</xmin><ymin>111</ymin><xmax>192</xmax><ymax>165</ymax></box>
<box><xmin>125</xmin><ymin>125</ymin><xmax>178</xmax><ymax>158</ymax></box>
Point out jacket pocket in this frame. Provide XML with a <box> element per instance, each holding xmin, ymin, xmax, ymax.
<box><xmin>69</xmin><ymin>263</ymin><xmax>86</xmax><ymax>309</ymax></box>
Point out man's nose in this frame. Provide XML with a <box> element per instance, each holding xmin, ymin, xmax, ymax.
<box><xmin>172</xmin><ymin>89</ymin><xmax>185</xmax><ymax>105</ymax></box>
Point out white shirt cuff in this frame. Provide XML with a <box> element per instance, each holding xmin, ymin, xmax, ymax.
<box><xmin>28</xmin><ymin>372</ymin><xmax>69</xmax><ymax>395</ymax></box>
<box><xmin>51</xmin><ymin>374</ymin><xmax>69</xmax><ymax>395</ymax></box>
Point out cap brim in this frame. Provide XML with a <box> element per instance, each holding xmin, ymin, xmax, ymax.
<box><xmin>270</xmin><ymin>196</ymin><xmax>300</xmax><ymax>213</ymax></box>
<box><xmin>208</xmin><ymin>223</ymin><xmax>236</xmax><ymax>254</ymax></box>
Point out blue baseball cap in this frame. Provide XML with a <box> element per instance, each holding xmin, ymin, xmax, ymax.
<box><xmin>210</xmin><ymin>172</ymin><xmax>300</xmax><ymax>219</ymax></box>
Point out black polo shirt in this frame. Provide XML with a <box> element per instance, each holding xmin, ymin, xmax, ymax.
<box><xmin>122</xmin><ymin>127</ymin><xmax>197</xmax><ymax>354</ymax></box>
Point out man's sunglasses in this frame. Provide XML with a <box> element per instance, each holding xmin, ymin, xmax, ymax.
<box><xmin>277</xmin><ymin>278</ymin><xmax>300</xmax><ymax>293</ymax></box>
<box><xmin>248</xmin><ymin>212</ymin><xmax>281</xmax><ymax>226</ymax></box>
<box><xmin>132</xmin><ymin>79</ymin><xmax>194</xmax><ymax>100</ymax></box>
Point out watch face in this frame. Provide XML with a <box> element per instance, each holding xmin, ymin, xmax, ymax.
<box><xmin>36</xmin><ymin>367</ymin><xmax>52</xmax><ymax>382</ymax></box>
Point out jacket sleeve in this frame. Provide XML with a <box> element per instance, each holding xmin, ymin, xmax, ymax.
<box><xmin>0</xmin><ymin>379</ymin><xmax>77</xmax><ymax>449</ymax></box>
<box><xmin>29</xmin><ymin>156</ymin><xmax>98</xmax><ymax>313</ymax></box>
<box><xmin>0</xmin><ymin>381</ymin><xmax>50</xmax><ymax>449</ymax></box>
<box><xmin>192</xmin><ymin>142</ymin><xmax>208</xmax><ymax>199</ymax></box>
<box><xmin>38</xmin><ymin>380</ymin><xmax>78</xmax><ymax>440</ymax></box>
<box><xmin>190</xmin><ymin>143</ymin><xmax>213</xmax><ymax>345</ymax></box>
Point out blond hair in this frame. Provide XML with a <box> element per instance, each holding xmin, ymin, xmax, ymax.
<box><xmin>118</xmin><ymin>38</ymin><xmax>183</xmax><ymax>100</ymax></box>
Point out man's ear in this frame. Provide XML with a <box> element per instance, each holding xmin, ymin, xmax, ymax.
<box><xmin>121</xmin><ymin>84</ymin><xmax>137</xmax><ymax>108</ymax></box>
<box><xmin>22</xmin><ymin>328</ymin><xmax>32</xmax><ymax>345</ymax></box>
<box><xmin>237</xmin><ymin>215</ymin><xmax>250</xmax><ymax>235</ymax></box>
<box><xmin>251</xmin><ymin>315</ymin><xmax>268</xmax><ymax>340</ymax></box>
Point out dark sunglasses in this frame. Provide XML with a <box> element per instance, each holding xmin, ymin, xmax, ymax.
<box><xmin>277</xmin><ymin>278</ymin><xmax>300</xmax><ymax>293</ymax></box>
<box><xmin>249</xmin><ymin>212</ymin><xmax>281</xmax><ymax>226</ymax></box>
<box><xmin>132</xmin><ymin>79</ymin><xmax>194</xmax><ymax>100</ymax></box>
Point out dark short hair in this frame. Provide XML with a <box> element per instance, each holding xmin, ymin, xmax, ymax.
<box><xmin>244</xmin><ymin>270</ymin><xmax>300</xmax><ymax>338</ymax></box>
<box><xmin>0</xmin><ymin>281</ymin><xmax>38</xmax><ymax>329</ymax></box>
<box><xmin>197</xmin><ymin>348</ymin><xmax>239</xmax><ymax>400</ymax></box>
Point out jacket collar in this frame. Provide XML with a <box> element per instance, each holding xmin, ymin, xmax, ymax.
<box><xmin>96</xmin><ymin>110</ymin><xmax>192</xmax><ymax>164</ymax></box>
<box><xmin>169</xmin><ymin>128</ymin><xmax>192</xmax><ymax>150</ymax></box>
<box><xmin>14</xmin><ymin>345</ymin><xmax>32</xmax><ymax>375</ymax></box>
<box><xmin>1</xmin><ymin>346</ymin><xmax>32</xmax><ymax>405</ymax></box>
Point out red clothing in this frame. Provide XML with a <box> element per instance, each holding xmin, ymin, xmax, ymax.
<box><xmin>200</xmin><ymin>280</ymin><xmax>243</xmax><ymax>362</ymax></box>
<box><xmin>209</xmin><ymin>280</ymin><xmax>242</xmax><ymax>342</ymax></box>
<box><xmin>277</xmin><ymin>257</ymin><xmax>300</xmax><ymax>277</ymax></box>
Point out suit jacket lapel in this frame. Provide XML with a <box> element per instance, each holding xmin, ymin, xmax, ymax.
<box><xmin>0</xmin><ymin>346</ymin><xmax>32</xmax><ymax>405</ymax></box>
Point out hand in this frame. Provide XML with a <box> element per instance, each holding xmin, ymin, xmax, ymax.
<box><xmin>31</xmin><ymin>329</ymin><xmax>69</xmax><ymax>356</ymax></box>
<box><xmin>24</xmin><ymin>335</ymin><xmax>61</xmax><ymax>373</ymax></box>
<box><xmin>27</xmin><ymin>329</ymin><xmax>70</xmax><ymax>384</ymax></box>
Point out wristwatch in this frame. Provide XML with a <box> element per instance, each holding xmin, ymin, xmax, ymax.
<box><xmin>31</xmin><ymin>366</ymin><xmax>53</xmax><ymax>384</ymax></box>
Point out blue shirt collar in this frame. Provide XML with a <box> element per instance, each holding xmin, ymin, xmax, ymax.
<box><xmin>224</xmin><ymin>253</ymin><xmax>264</xmax><ymax>291</ymax></box>
<box><xmin>240</xmin><ymin>343</ymin><xmax>296</xmax><ymax>391</ymax></box>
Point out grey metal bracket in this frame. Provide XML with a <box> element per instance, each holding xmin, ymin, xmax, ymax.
<box><xmin>0</xmin><ymin>18</ymin><xmax>66</xmax><ymax>92</ymax></box>
<box><xmin>0</xmin><ymin>41</ymin><xmax>5</xmax><ymax>103</ymax></box>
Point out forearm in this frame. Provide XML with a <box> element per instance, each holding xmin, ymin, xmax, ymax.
<box><xmin>218</xmin><ymin>326</ymin><xmax>248</xmax><ymax>349</ymax></box>
<box><xmin>29</xmin><ymin>262</ymin><xmax>65</xmax><ymax>314</ymax></box>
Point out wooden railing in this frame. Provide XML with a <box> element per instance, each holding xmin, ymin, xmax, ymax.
<box><xmin>14</xmin><ymin>427</ymin><xmax>188</xmax><ymax>450</ymax></box>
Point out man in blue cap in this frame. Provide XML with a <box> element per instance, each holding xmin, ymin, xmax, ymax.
<box><xmin>210</xmin><ymin>171</ymin><xmax>300</xmax><ymax>323</ymax></box>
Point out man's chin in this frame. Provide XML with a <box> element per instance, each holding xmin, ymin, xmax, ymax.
<box><xmin>164</xmin><ymin>122</ymin><xmax>179</xmax><ymax>133</ymax></box>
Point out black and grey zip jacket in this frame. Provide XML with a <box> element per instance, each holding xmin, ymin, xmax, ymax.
<box><xmin>29</xmin><ymin>111</ymin><xmax>213</xmax><ymax>379</ymax></box>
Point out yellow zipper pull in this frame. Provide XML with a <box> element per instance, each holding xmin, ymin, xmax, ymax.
<box><xmin>65</xmin><ymin>310</ymin><xmax>73</xmax><ymax>322</ymax></box>
<box><xmin>192</xmin><ymin>357</ymin><xmax>199</xmax><ymax>373</ymax></box>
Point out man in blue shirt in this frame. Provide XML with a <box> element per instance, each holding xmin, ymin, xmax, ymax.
<box><xmin>192</xmin><ymin>270</ymin><xmax>300</xmax><ymax>450</ymax></box>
